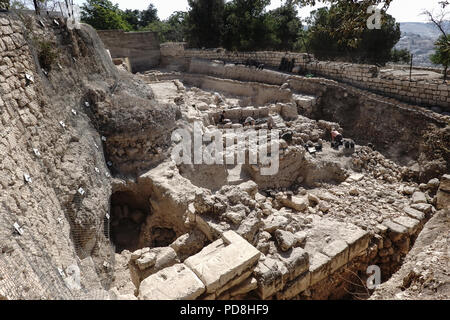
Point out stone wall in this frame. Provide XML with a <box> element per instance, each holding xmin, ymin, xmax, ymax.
<box><xmin>160</xmin><ymin>44</ymin><xmax>450</xmax><ymax>112</ymax></box>
<box><xmin>304</xmin><ymin>61</ymin><xmax>450</xmax><ymax>111</ymax></box>
<box><xmin>0</xmin><ymin>14</ymin><xmax>114</xmax><ymax>299</ymax></box>
<box><xmin>184</xmin><ymin>48</ymin><xmax>311</xmax><ymax>69</ymax></box>
<box><xmin>160</xmin><ymin>42</ymin><xmax>188</xmax><ymax>71</ymax></box>
<box><xmin>98</xmin><ymin>30</ymin><xmax>160</xmax><ymax>73</ymax></box>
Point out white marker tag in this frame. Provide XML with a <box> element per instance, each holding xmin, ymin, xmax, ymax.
<box><xmin>24</xmin><ymin>174</ymin><xmax>32</xmax><ymax>183</ymax></box>
<box><xmin>13</xmin><ymin>223</ymin><xmax>23</xmax><ymax>235</ymax></box>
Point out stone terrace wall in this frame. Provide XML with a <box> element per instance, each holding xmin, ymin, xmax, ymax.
<box><xmin>305</xmin><ymin>61</ymin><xmax>450</xmax><ymax>111</ymax></box>
<box><xmin>98</xmin><ymin>30</ymin><xmax>160</xmax><ymax>73</ymax></box>
<box><xmin>184</xmin><ymin>48</ymin><xmax>311</xmax><ymax>69</ymax></box>
<box><xmin>160</xmin><ymin>44</ymin><xmax>450</xmax><ymax>112</ymax></box>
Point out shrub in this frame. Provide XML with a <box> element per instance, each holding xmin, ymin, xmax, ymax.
<box><xmin>38</xmin><ymin>40</ymin><xmax>59</xmax><ymax>71</ymax></box>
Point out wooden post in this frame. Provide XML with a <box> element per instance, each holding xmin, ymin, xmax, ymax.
<box><xmin>409</xmin><ymin>54</ymin><xmax>413</xmax><ymax>82</ymax></box>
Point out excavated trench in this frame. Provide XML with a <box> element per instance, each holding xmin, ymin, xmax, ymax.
<box><xmin>110</xmin><ymin>188</ymin><xmax>180</xmax><ymax>253</ymax></box>
<box><xmin>110</xmin><ymin>190</ymin><xmax>151</xmax><ymax>253</ymax></box>
<box><xmin>103</xmin><ymin>68</ymin><xmax>447</xmax><ymax>300</ymax></box>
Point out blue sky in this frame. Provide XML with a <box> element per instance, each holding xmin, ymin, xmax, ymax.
<box><xmin>73</xmin><ymin>0</ymin><xmax>445</xmax><ymax>22</ymax></box>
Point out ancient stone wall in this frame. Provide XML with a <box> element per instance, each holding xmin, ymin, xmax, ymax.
<box><xmin>0</xmin><ymin>13</ymin><xmax>175</xmax><ymax>300</ymax></box>
<box><xmin>98</xmin><ymin>30</ymin><xmax>160</xmax><ymax>73</ymax></box>
<box><xmin>160</xmin><ymin>42</ymin><xmax>188</xmax><ymax>71</ymax></box>
<box><xmin>304</xmin><ymin>61</ymin><xmax>450</xmax><ymax>111</ymax></box>
<box><xmin>160</xmin><ymin>44</ymin><xmax>450</xmax><ymax>112</ymax></box>
<box><xmin>0</xmin><ymin>14</ymin><xmax>114</xmax><ymax>299</ymax></box>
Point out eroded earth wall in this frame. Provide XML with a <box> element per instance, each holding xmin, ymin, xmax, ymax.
<box><xmin>0</xmin><ymin>13</ymin><xmax>175</xmax><ymax>299</ymax></box>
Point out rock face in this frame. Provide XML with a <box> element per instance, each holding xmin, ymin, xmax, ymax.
<box><xmin>0</xmin><ymin>15</ymin><xmax>121</xmax><ymax>299</ymax></box>
<box><xmin>437</xmin><ymin>175</ymin><xmax>450</xmax><ymax>210</ymax></box>
<box><xmin>275</xmin><ymin>230</ymin><xmax>296</xmax><ymax>252</ymax></box>
<box><xmin>371</xmin><ymin>210</ymin><xmax>450</xmax><ymax>300</ymax></box>
<box><xmin>139</xmin><ymin>264</ymin><xmax>205</xmax><ymax>300</ymax></box>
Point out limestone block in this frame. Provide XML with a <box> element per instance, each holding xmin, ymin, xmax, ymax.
<box><xmin>410</xmin><ymin>203</ymin><xmax>433</xmax><ymax>215</ymax></box>
<box><xmin>139</xmin><ymin>264</ymin><xmax>205</xmax><ymax>300</ymax></box>
<box><xmin>411</xmin><ymin>191</ymin><xmax>427</xmax><ymax>204</ymax></box>
<box><xmin>237</xmin><ymin>180</ymin><xmax>258</xmax><ymax>198</ymax></box>
<box><xmin>216</xmin><ymin>269</ymin><xmax>253</xmax><ymax>297</ymax></box>
<box><xmin>339</xmin><ymin>228</ymin><xmax>370</xmax><ymax>261</ymax></box>
<box><xmin>196</xmin><ymin>102</ymin><xmax>209</xmax><ymax>111</ymax></box>
<box><xmin>228</xmin><ymin>277</ymin><xmax>258</xmax><ymax>297</ymax></box>
<box><xmin>346</xmin><ymin>173</ymin><xmax>365</xmax><ymax>182</ymax></box>
<box><xmin>280</xmin><ymin>103</ymin><xmax>298</xmax><ymax>120</ymax></box>
<box><xmin>136</xmin><ymin>252</ymin><xmax>157</xmax><ymax>270</ymax></box>
<box><xmin>153</xmin><ymin>247</ymin><xmax>179</xmax><ymax>271</ymax></box>
<box><xmin>262</xmin><ymin>214</ymin><xmax>289</xmax><ymax>233</ymax></box>
<box><xmin>224</xmin><ymin>108</ymin><xmax>242</xmax><ymax>120</ymax></box>
<box><xmin>383</xmin><ymin>220</ymin><xmax>408</xmax><ymax>242</ymax></box>
<box><xmin>321</xmin><ymin>240</ymin><xmax>349</xmax><ymax>273</ymax></box>
<box><xmin>427</xmin><ymin>178</ymin><xmax>440</xmax><ymax>190</ymax></box>
<box><xmin>280</xmin><ymin>196</ymin><xmax>307</xmax><ymax>212</ymax></box>
<box><xmin>184</xmin><ymin>231</ymin><xmax>260</xmax><ymax>294</ymax></box>
<box><xmin>276</xmin><ymin>272</ymin><xmax>311</xmax><ymax>300</ymax></box>
<box><xmin>241</xmin><ymin>107</ymin><xmax>257</xmax><ymax>119</ymax></box>
<box><xmin>276</xmin><ymin>247</ymin><xmax>309</xmax><ymax>280</ymax></box>
<box><xmin>275</xmin><ymin>230</ymin><xmax>296</xmax><ymax>252</ymax></box>
<box><xmin>308</xmin><ymin>251</ymin><xmax>331</xmax><ymax>286</ymax></box>
<box><xmin>393</xmin><ymin>216</ymin><xmax>420</xmax><ymax>235</ymax></box>
<box><xmin>169</xmin><ymin>230</ymin><xmax>207</xmax><ymax>261</ymax></box>
<box><xmin>403</xmin><ymin>206</ymin><xmax>425</xmax><ymax>221</ymax></box>
<box><xmin>254</xmin><ymin>258</ymin><xmax>286</xmax><ymax>299</ymax></box>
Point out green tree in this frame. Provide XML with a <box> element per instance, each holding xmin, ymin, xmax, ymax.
<box><xmin>222</xmin><ymin>0</ymin><xmax>271</xmax><ymax>51</ymax></box>
<box><xmin>390</xmin><ymin>48</ymin><xmax>412</xmax><ymax>64</ymax></box>
<box><xmin>143</xmin><ymin>11</ymin><xmax>187</xmax><ymax>43</ymax></box>
<box><xmin>357</xmin><ymin>13</ymin><xmax>401</xmax><ymax>64</ymax></box>
<box><xmin>430</xmin><ymin>35</ymin><xmax>450</xmax><ymax>82</ymax></box>
<box><xmin>423</xmin><ymin>4</ymin><xmax>449</xmax><ymax>81</ymax></box>
<box><xmin>185</xmin><ymin>0</ymin><xmax>225</xmax><ymax>48</ymax></box>
<box><xmin>81</xmin><ymin>0</ymin><xmax>132</xmax><ymax>31</ymax></box>
<box><xmin>266</xmin><ymin>0</ymin><xmax>303</xmax><ymax>51</ymax></box>
<box><xmin>165</xmin><ymin>11</ymin><xmax>188</xmax><ymax>42</ymax></box>
<box><xmin>305</xmin><ymin>3</ymin><xmax>400</xmax><ymax>64</ymax></box>
<box><xmin>295</xmin><ymin>0</ymin><xmax>393</xmax><ymax>49</ymax></box>
<box><xmin>122</xmin><ymin>9</ymin><xmax>141</xmax><ymax>30</ymax></box>
<box><xmin>139</xmin><ymin>3</ymin><xmax>159</xmax><ymax>28</ymax></box>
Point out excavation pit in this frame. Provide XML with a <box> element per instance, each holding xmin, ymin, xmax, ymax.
<box><xmin>110</xmin><ymin>190</ymin><xmax>151</xmax><ymax>253</ymax></box>
<box><xmin>109</xmin><ymin>179</ymin><xmax>191</xmax><ymax>254</ymax></box>
<box><xmin>109</xmin><ymin>190</ymin><xmax>178</xmax><ymax>253</ymax></box>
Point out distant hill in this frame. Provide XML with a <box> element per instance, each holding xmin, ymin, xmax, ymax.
<box><xmin>395</xmin><ymin>22</ymin><xmax>449</xmax><ymax>67</ymax></box>
<box><xmin>399</xmin><ymin>22</ymin><xmax>442</xmax><ymax>38</ymax></box>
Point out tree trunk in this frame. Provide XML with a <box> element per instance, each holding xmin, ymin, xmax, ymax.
<box><xmin>33</xmin><ymin>0</ymin><xmax>40</xmax><ymax>15</ymax></box>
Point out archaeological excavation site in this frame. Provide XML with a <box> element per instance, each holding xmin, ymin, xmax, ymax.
<box><xmin>0</xmin><ymin>11</ymin><xmax>449</xmax><ymax>302</ymax></box>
